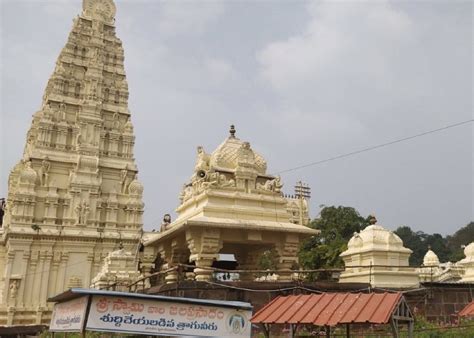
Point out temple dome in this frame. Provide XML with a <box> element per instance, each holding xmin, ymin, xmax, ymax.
<box><xmin>209</xmin><ymin>125</ymin><xmax>267</xmax><ymax>174</ymax></box>
<box><xmin>344</xmin><ymin>217</ymin><xmax>410</xmax><ymax>255</ymax></box>
<box><xmin>128</xmin><ymin>176</ymin><xmax>144</xmax><ymax>196</ymax></box>
<box><xmin>460</xmin><ymin>242</ymin><xmax>474</xmax><ymax>264</ymax></box>
<box><xmin>347</xmin><ymin>224</ymin><xmax>405</xmax><ymax>249</ymax></box>
<box><xmin>423</xmin><ymin>249</ymin><xmax>440</xmax><ymax>266</ymax></box>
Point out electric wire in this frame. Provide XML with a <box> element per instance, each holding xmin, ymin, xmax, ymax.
<box><xmin>274</xmin><ymin>119</ymin><xmax>473</xmax><ymax>175</ymax></box>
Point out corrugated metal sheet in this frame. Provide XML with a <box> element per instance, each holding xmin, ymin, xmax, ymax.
<box><xmin>459</xmin><ymin>301</ymin><xmax>474</xmax><ymax>317</ymax></box>
<box><xmin>251</xmin><ymin>292</ymin><xmax>402</xmax><ymax>326</ymax></box>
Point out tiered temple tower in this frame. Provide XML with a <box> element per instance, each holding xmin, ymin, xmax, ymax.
<box><xmin>0</xmin><ymin>0</ymin><xmax>152</xmax><ymax>325</ymax></box>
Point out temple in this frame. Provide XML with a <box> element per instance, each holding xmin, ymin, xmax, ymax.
<box><xmin>144</xmin><ymin>126</ymin><xmax>318</xmax><ymax>282</ymax></box>
<box><xmin>0</xmin><ymin>0</ymin><xmax>153</xmax><ymax>325</ymax></box>
<box><xmin>339</xmin><ymin>216</ymin><xmax>420</xmax><ymax>288</ymax></box>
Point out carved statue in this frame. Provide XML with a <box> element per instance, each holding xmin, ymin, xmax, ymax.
<box><xmin>120</xmin><ymin>169</ymin><xmax>129</xmax><ymax>193</ymax></box>
<box><xmin>68</xmin><ymin>166</ymin><xmax>76</xmax><ymax>185</ymax></box>
<box><xmin>38</xmin><ymin>158</ymin><xmax>50</xmax><ymax>186</ymax></box>
<box><xmin>194</xmin><ymin>146</ymin><xmax>210</xmax><ymax>172</ymax></box>
<box><xmin>43</xmin><ymin>102</ymin><xmax>53</xmax><ymax>120</ymax></box>
<box><xmin>257</xmin><ymin>176</ymin><xmax>283</xmax><ymax>193</ymax></box>
<box><xmin>273</xmin><ymin>176</ymin><xmax>283</xmax><ymax>193</ymax></box>
<box><xmin>82</xmin><ymin>201</ymin><xmax>90</xmax><ymax>225</ymax></box>
<box><xmin>219</xmin><ymin>174</ymin><xmax>236</xmax><ymax>188</ymax></box>
<box><xmin>58</xmin><ymin>102</ymin><xmax>67</xmax><ymax>121</ymax></box>
<box><xmin>112</xmin><ymin>112</ymin><xmax>121</xmax><ymax>130</ymax></box>
<box><xmin>76</xmin><ymin>132</ymin><xmax>83</xmax><ymax>147</ymax></box>
<box><xmin>160</xmin><ymin>214</ymin><xmax>172</xmax><ymax>232</ymax></box>
<box><xmin>9</xmin><ymin>280</ymin><xmax>18</xmax><ymax>299</ymax></box>
<box><xmin>75</xmin><ymin>200</ymin><xmax>90</xmax><ymax>225</ymax></box>
<box><xmin>74</xmin><ymin>202</ymin><xmax>82</xmax><ymax>225</ymax></box>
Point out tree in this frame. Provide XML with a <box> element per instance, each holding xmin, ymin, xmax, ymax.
<box><xmin>394</xmin><ymin>226</ymin><xmax>426</xmax><ymax>266</ymax></box>
<box><xmin>395</xmin><ymin>226</ymin><xmax>455</xmax><ymax>265</ymax></box>
<box><xmin>298</xmin><ymin>206</ymin><xmax>369</xmax><ymax>279</ymax></box>
<box><xmin>447</xmin><ymin>222</ymin><xmax>474</xmax><ymax>261</ymax></box>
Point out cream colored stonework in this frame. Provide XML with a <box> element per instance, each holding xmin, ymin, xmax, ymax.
<box><xmin>90</xmin><ymin>248</ymin><xmax>142</xmax><ymax>291</ymax></box>
<box><xmin>458</xmin><ymin>242</ymin><xmax>474</xmax><ymax>282</ymax></box>
<box><xmin>339</xmin><ymin>217</ymin><xmax>419</xmax><ymax>288</ymax></box>
<box><xmin>0</xmin><ymin>0</ymin><xmax>153</xmax><ymax>325</ymax></box>
<box><xmin>417</xmin><ymin>249</ymin><xmax>463</xmax><ymax>283</ymax></box>
<box><xmin>145</xmin><ymin>126</ymin><xmax>318</xmax><ymax>282</ymax></box>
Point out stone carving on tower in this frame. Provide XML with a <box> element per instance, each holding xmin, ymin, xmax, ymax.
<box><xmin>0</xmin><ymin>0</ymin><xmax>151</xmax><ymax>326</ymax></box>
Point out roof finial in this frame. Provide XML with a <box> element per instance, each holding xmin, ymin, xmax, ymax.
<box><xmin>229</xmin><ymin>125</ymin><xmax>236</xmax><ymax>138</ymax></box>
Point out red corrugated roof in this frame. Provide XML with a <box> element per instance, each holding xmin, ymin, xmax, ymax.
<box><xmin>251</xmin><ymin>292</ymin><xmax>402</xmax><ymax>326</ymax></box>
<box><xmin>459</xmin><ymin>300</ymin><xmax>474</xmax><ymax>317</ymax></box>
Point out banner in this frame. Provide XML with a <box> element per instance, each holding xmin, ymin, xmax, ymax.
<box><xmin>86</xmin><ymin>295</ymin><xmax>252</xmax><ymax>337</ymax></box>
<box><xmin>50</xmin><ymin>296</ymin><xmax>88</xmax><ymax>332</ymax></box>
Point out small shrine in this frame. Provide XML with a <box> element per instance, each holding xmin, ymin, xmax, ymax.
<box><xmin>339</xmin><ymin>216</ymin><xmax>419</xmax><ymax>288</ymax></box>
<box><xmin>458</xmin><ymin>242</ymin><xmax>474</xmax><ymax>282</ymax></box>
<box><xmin>144</xmin><ymin>126</ymin><xmax>318</xmax><ymax>282</ymax></box>
<box><xmin>90</xmin><ymin>246</ymin><xmax>142</xmax><ymax>292</ymax></box>
<box><xmin>418</xmin><ymin>248</ymin><xmax>463</xmax><ymax>283</ymax></box>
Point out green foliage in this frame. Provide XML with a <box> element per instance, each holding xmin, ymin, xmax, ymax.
<box><xmin>298</xmin><ymin>206</ymin><xmax>369</xmax><ymax>280</ymax></box>
<box><xmin>395</xmin><ymin>222</ymin><xmax>474</xmax><ymax>266</ymax></box>
<box><xmin>257</xmin><ymin>249</ymin><xmax>278</xmax><ymax>270</ymax></box>
<box><xmin>447</xmin><ymin>222</ymin><xmax>474</xmax><ymax>261</ymax></box>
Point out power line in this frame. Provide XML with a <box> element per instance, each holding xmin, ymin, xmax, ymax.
<box><xmin>274</xmin><ymin>119</ymin><xmax>473</xmax><ymax>175</ymax></box>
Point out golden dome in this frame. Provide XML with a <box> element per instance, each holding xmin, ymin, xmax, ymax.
<box><xmin>209</xmin><ymin>125</ymin><xmax>267</xmax><ymax>174</ymax></box>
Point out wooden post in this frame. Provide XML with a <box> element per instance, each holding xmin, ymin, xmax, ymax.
<box><xmin>346</xmin><ymin>323</ymin><xmax>350</xmax><ymax>338</ymax></box>
<box><xmin>260</xmin><ymin>323</ymin><xmax>270</xmax><ymax>338</ymax></box>
<box><xmin>289</xmin><ymin>323</ymin><xmax>296</xmax><ymax>338</ymax></box>
<box><xmin>325</xmin><ymin>325</ymin><xmax>330</xmax><ymax>338</ymax></box>
<box><xmin>408</xmin><ymin>320</ymin><xmax>414</xmax><ymax>338</ymax></box>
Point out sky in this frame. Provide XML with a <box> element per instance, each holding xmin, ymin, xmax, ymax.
<box><xmin>0</xmin><ymin>0</ymin><xmax>472</xmax><ymax>235</ymax></box>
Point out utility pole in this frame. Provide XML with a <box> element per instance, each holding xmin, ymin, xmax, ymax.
<box><xmin>294</xmin><ymin>181</ymin><xmax>311</xmax><ymax>225</ymax></box>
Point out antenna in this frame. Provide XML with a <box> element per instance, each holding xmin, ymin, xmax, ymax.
<box><xmin>294</xmin><ymin>181</ymin><xmax>311</xmax><ymax>199</ymax></box>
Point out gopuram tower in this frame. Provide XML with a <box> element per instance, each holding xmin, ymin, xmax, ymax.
<box><xmin>0</xmin><ymin>0</ymin><xmax>150</xmax><ymax>325</ymax></box>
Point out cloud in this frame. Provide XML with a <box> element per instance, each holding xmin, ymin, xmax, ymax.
<box><xmin>157</xmin><ymin>0</ymin><xmax>225</xmax><ymax>37</ymax></box>
<box><xmin>257</xmin><ymin>0</ymin><xmax>414</xmax><ymax>92</ymax></box>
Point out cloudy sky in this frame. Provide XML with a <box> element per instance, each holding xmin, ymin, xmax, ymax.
<box><xmin>1</xmin><ymin>0</ymin><xmax>472</xmax><ymax>235</ymax></box>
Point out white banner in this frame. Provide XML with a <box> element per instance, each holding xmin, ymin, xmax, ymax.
<box><xmin>50</xmin><ymin>296</ymin><xmax>88</xmax><ymax>332</ymax></box>
<box><xmin>86</xmin><ymin>295</ymin><xmax>252</xmax><ymax>337</ymax></box>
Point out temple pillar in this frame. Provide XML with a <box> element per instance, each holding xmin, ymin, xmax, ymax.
<box><xmin>275</xmin><ymin>234</ymin><xmax>300</xmax><ymax>281</ymax></box>
<box><xmin>186</xmin><ymin>229</ymin><xmax>222</xmax><ymax>282</ymax></box>
<box><xmin>235</xmin><ymin>250</ymin><xmax>261</xmax><ymax>281</ymax></box>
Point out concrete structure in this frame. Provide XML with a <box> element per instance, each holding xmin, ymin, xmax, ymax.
<box><xmin>0</xmin><ymin>0</ymin><xmax>153</xmax><ymax>325</ymax></box>
<box><xmin>458</xmin><ymin>242</ymin><xmax>474</xmax><ymax>282</ymax></box>
<box><xmin>90</xmin><ymin>246</ymin><xmax>142</xmax><ymax>292</ymax></box>
<box><xmin>145</xmin><ymin>126</ymin><xmax>318</xmax><ymax>282</ymax></box>
<box><xmin>418</xmin><ymin>249</ymin><xmax>462</xmax><ymax>283</ymax></box>
<box><xmin>339</xmin><ymin>216</ymin><xmax>419</xmax><ymax>288</ymax></box>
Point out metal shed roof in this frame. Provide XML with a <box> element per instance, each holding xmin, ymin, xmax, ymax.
<box><xmin>251</xmin><ymin>292</ymin><xmax>402</xmax><ymax>326</ymax></box>
<box><xmin>459</xmin><ymin>300</ymin><xmax>474</xmax><ymax>317</ymax></box>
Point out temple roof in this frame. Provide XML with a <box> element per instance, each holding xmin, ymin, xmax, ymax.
<box><xmin>342</xmin><ymin>217</ymin><xmax>411</xmax><ymax>256</ymax></box>
<box><xmin>423</xmin><ymin>249</ymin><xmax>440</xmax><ymax>266</ymax></box>
<box><xmin>209</xmin><ymin>125</ymin><xmax>267</xmax><ymax>174</ymax></box>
